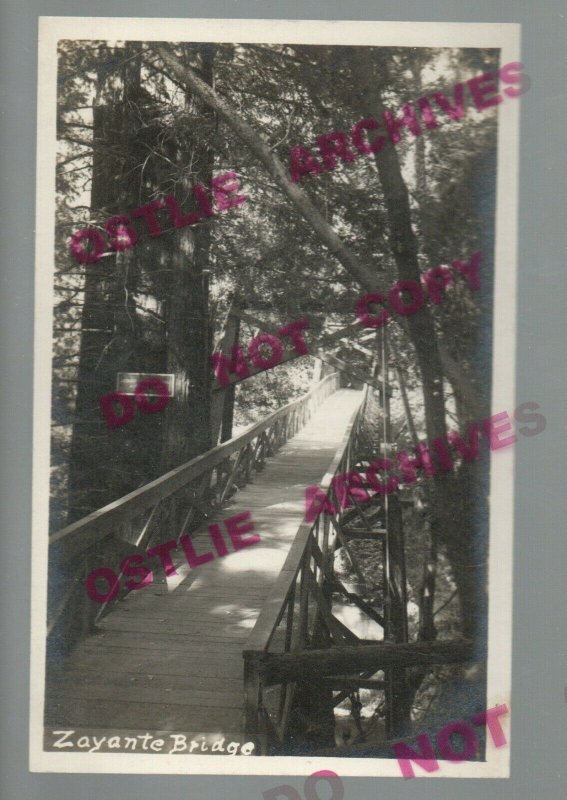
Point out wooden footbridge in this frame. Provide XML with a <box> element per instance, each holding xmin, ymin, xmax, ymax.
<box><xmin>45</xmin><ymin>370</ymin><xmax>473</xmax><ymax>755</ymax></box>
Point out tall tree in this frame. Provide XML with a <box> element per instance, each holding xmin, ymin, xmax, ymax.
<box><xmin>61</xmin><ymin>43</ymin><xmax>218</xmax><ymax>525</ymax></box>
<box><xmin>67</xmin><ymin>43</ymin><xmax>151</xmax><ymax>521</ymax></box>
<box><xmin>156</xmin><ymin>43</ymin><xmax>216</xmax><ymax>470</ymax></box>
<box><xmin>151</xmin><ymin>46</ymin><xmax>493</xmax><ymax>679</ymax></box>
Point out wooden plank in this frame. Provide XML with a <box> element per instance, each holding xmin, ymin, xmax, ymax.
<box><xmin>71</xmin><ymin>640</ymin><xmax>244</xmax><ymax>660</ymax></box>
<box><xmin>66</xmin><ymin>640</ymin><xmax>244</xmax><ymax>660</ymax></box>
<box><xmin>48</xmin><ymin>667</ymin><xmax>243</xmax><ymax>693</ymax></box>
<box><xmin>59</xmin><ymin>649</ymin><xmax>244</xmax><ymax>679</ymax></box>
<box><xmin>96</xmin><ymin>623</ymin><xmax>256</xmax><ymax>641</ymax></box>
<box><xmin>88</xmin><ymin>631</ymin><xmax>250</xmax><ymax>650</ymax></box>
<box><xmin>44</xmin><ymin>698</ymin><xmax>244</xmax><ymax>731</ymax></box>
<box><xmin>97</xmin><ymin>618</ymin><xmax>258</xmax><ymax>635</ymax></box>
<box><xmin>46</xmin><ymin>681</ymin><xmax>243</xmax><ymax>709</ymax></box>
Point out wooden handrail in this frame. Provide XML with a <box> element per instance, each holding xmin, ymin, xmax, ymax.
<box><xmin>243</xmin><ymin>399</ymin><xmax>363</xmax><ymax>656</ymax></box>
<box><xmin>50</xmin><ymin>372</ymin><xmax>340</xmax><ymax>556</ymax></box>
<box><xmin>240</xmin><ymin>381</ymin><xmax>478</xmax><ymax>749</ymax></box>
<box><xmin>241</xmin><ymin>395</ymin><xmax>368</xmax><ymax>748</ymax></box>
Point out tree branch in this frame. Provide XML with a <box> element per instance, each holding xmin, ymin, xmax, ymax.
<box><xmin>153</xmin><ymin>44</ymin><xmax>381</xmax><ymax>293</ymax></box>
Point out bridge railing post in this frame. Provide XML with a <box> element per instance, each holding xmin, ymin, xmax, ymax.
<box><xmin>47</xmin><ymin>373</ymin><xmax>344</xmax><ymax>656</ymax></box>
<box><xmin>243</xmin><ymin>654</ymin><xmax>268</xmax><ymax>754</ymax></box>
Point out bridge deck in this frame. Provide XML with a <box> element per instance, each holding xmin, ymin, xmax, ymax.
<box><xmin>45</xmin><ymin>389</ymin><xmax>362</xmax><ymax>740</ymax></box>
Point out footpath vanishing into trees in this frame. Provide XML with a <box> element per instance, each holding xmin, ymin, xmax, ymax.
<box><xmin>52</xmin><ymin>42</ymin><xmax>506</xmax><ymax>745</ymax></box>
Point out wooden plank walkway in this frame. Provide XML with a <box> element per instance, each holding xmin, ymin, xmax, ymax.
<box><xmin>45</xmin><ymin>388</ymin><xmax>362</xmax><ymax>740</ymax></box>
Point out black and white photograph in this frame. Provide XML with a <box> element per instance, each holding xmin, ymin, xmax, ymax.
<box><xmin>30</xmin><ymin>17</ymin><xmax>522</xmax><ymax>776</ymax></box>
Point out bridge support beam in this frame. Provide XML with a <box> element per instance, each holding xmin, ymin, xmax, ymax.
<box><xmin>258</xmin><ymin>639</ymin><xmax>476</xmax><ymax>686</ymax></box>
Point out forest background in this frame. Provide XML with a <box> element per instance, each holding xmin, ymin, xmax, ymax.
<box><xmin>51</xmin><ymin>40</ymin><xmax>497</xmax><ymax>727</ymax></box>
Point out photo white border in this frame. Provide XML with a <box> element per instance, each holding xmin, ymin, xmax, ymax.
<box><xmin>30</xmin><ymin>15</ymin><xmax>519</xmax><ymax>776</ymax></box>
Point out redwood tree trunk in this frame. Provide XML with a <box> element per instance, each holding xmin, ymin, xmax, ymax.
<box><xmin>68</xmin><ymin>45</ymin><xmax>147</xmax><ymax>522</ymax></box>
<box><xmin>158</xmin><ymin>44</ymin><xmax>214</xmax><ymax>474</ymax></box>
